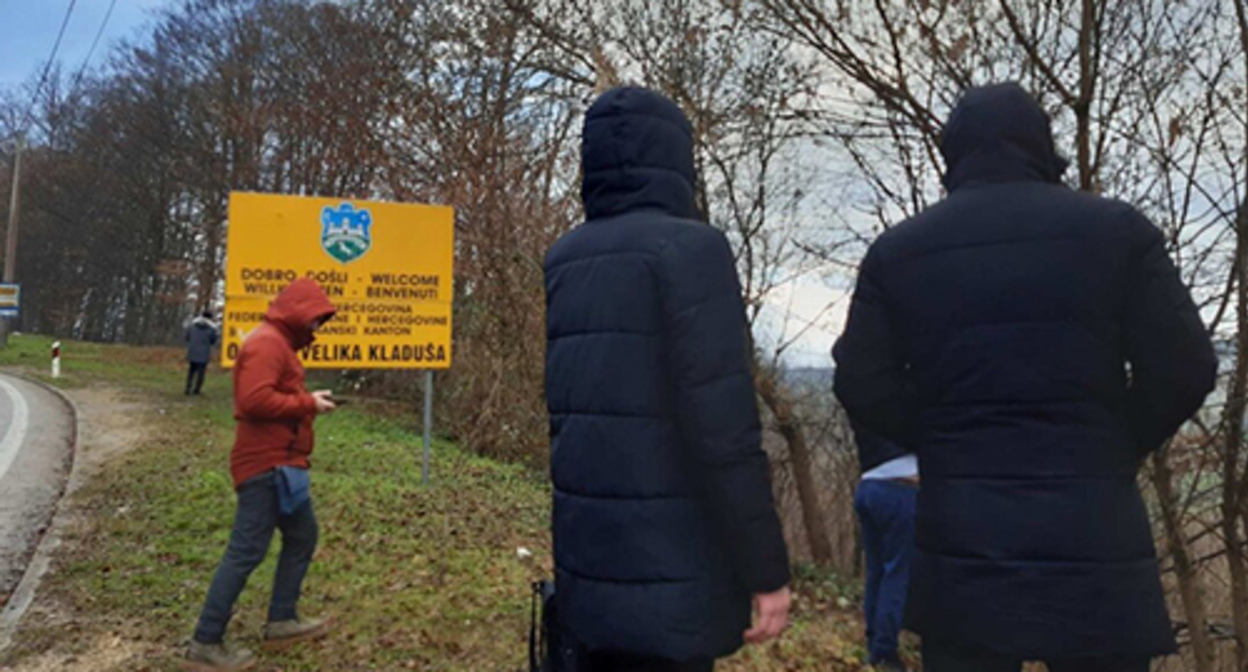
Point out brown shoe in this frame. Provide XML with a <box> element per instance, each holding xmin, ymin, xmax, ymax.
<box><xmin>262</xmin><ymin>615</ymin><xmax>334</xmax><ymax>650</ymax></box>
<box><xmin>180</xmin><ymin>640</ymin><xmax>256</xmax><ymax>670</ymax></box>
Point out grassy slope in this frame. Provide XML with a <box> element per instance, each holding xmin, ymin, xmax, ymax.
<box><xmin>0</xmin><ymin>335</ymin><xmax>865</xmax><ymax>671</ymax></box>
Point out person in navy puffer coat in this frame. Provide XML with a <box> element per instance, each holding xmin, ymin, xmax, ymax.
<box><xmin>834</xmin><ymin>83</ymin><xmax>1217</xmax><ymax>672</ymax></box>
<box><xmin>544</xmin><ymin>86</ymin><xmax>793</xmax><ymax>672</ymax></box>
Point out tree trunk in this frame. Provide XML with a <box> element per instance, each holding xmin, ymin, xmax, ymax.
<box><xmin>199</xmin><ymin>202</ymin><xmax>226</xmax><ymax>313</ymax></box>
<box><xmin>1075</xmin><ymin>0</ymin><xmax>1097</xmax><ymax>191</ymax></box>
<box><xmin>1224</xmin><ymin>499</ymin><xmax>1248</xmax><ymax>672</ymax></box>
<box><xmin>755</xmin><ymin>363</ymin><xmax>834</xmax><ymax>564</ymax></box>
<box><xmin>1225</xmin><ymin>190</ymin><xmax>1248</xmax><ymax>672</ymax></box>
<box><xmin>1240</xmin><ymin>502</ymin><xmax>1248</xmax><ymax>672</ymax></box>
<box><xmin>1151</xmin><ymin>448</ymin><xmax>1214</xmax><ymax>672</ymax></box>
<box><xmin>1229</xmin><ymin>4</ymin><xmax>1248</xmax><ymax>661</ymax></box>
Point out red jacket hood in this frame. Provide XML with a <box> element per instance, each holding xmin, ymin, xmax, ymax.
<box><xmin>265</xmin><ymin>278</ymin><xmax>336</xmax><ymax>349</ymax></box>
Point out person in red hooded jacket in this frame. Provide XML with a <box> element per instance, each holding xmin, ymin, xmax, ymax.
<box><xmin>183</xmin><ymin>279</ymin><xmax>337</xmax><ymax>671</ymax></box>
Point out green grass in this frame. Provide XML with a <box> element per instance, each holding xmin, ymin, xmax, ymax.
<box><xmin>0</xmin><ymin>334</ymin><xmax>865</xmax><ymax>671</ymax></box>
<box><xmin>0</xmin><ymin>332</ymin><xmax>209</xmax><ymax>392</ymax></box>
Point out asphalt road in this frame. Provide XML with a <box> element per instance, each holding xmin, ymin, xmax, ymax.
<box><xmin>0</xmin><ymin>375</ymin><xmax>73</xmax><ymax>603</ymax></box>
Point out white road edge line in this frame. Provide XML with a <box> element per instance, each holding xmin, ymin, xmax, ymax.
<box><xmin>0</xmin><ymin>375</ymin><xmax>75</xmax><ymax>654</ymax></box>
<box><xmin>0</xmin><ymin>377</ymin><xmax>30</xmax><ymax>482</ymax></box>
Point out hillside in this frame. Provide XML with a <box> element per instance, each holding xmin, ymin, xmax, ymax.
<box><xmin>0</xmin><ymin>336</ymin><xmax>868</xmax><ymax>671</ymax></box>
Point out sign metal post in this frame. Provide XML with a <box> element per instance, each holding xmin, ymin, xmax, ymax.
<box><xmin>422</xmin><ymin>370</ymin><xmax>433</xmax><ymax>485</ymax></box>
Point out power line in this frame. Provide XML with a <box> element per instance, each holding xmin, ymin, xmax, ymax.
<box><xmin>69</xmin><ymin>0</ymin><xmax>119</xmax><ymax>96</ymax></box>
<box><xmin>17</xmin><ymin>0</ymin><xmax>79</xmax><ymax>135</ymax></box>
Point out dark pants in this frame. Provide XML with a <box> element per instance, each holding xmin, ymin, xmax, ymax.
<box><xmin>186</xmin><ymin>362</ymin><xmax>208</xmax><ymax>395</ymax></box>
<box><xmin>193</xmin><ymin>472</ymin><xmax>318</xmax><ymax>644</ymax></box>
<box><xmin>586</xmin><ymin>652</ymin><xmax>714</xmax><ymax>672</ymax></box>
<box><xmin>922</xmin><ymin>641</ymin><xmax>1151</xmax><ymax>672</ymax></box>
<box><xmin>855</xmin><ymin>478</ymin><xmax>917</xmax><ymax>665</ymax></box>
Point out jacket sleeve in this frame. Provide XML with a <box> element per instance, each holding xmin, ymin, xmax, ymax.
<box><xmin>851</xmin><ymin>418</ymin><xmax>908</xmax><ymax>473</ymax></box>
<box><xmin>235</xmin><ymin>345</ymin><xmax>318</xmax><ymax>421</ymax></box>
<box><xmin>833</xmin><ymin>245</ymin><xmax>921</xmax><ymax>448</ymax></box>
<box><xmin>658</xmin><ymin>227</ymin><xmax>791</xmax><ymax>594</ymax></box>
<box><xmin>1123</xmin><ymin>218</ymin><xmax>1217</xmax><ymax>452</ymax></box>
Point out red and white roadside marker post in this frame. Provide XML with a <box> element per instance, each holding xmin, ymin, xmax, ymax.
<box><xmin>51</xmin><ymin>341</ymin><xmax>60</xmax><ymax>378</ymax></box>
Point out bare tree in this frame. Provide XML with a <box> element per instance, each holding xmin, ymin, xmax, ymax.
<box><xmin>755</xmin><ymin>0</ymin><xmax>1248</xmax><ymax>666</ymax></box>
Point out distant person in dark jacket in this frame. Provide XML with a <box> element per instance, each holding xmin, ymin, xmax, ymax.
<box><xmin>544</xmin><ymin>86</ymin><xmax>792</xmax><ymax>672</ymax></box>
<box><xmin>833</xmin><ymin>83</ymin><xmax>1217</xmax><ymax>672</ymax></box>
<box><xmin>185</xmin><ymin>311</ymin><xmax>220</xmax><ymax>395</ymax></box>
<box><xmin>851</xmin><ymin>423</ymin><xmax>916</xmax><ymax>672</ymax></box>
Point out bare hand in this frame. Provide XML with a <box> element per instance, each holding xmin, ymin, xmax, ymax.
<box><xmin>743</xmin><ymin>586</ymin><xmax>791</xmax><ymax>644</ymax></box>
<box><xmin>312</xmin><ymin>390</ymin><xmax>336</xmax><ymax>414</ymax></box>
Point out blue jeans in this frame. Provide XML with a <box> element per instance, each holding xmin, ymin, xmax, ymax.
<box><xmin>193</xmin><ymin>471</ymin><xmax>318</xmax><ymax>644</ymax></box>
<box><xmin>854</xmin><ymin>479</ymin><xmax>917</xmax><ymax>665</ymax></box>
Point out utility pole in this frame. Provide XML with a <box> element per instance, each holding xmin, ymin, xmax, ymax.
<box><xmin>0</xmin><ymin>133</ymin><xmax>24</xmax><ymax>349</ymax></box>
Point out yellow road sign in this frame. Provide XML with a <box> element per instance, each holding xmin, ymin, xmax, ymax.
<box><xmin>223</xmin><ymin>192</ymin><xmax>454</xmax><ymax>369</ymax></box>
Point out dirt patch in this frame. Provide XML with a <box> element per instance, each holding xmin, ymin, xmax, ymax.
<box><xmin>4</xmin><ymin>633</ymin><xmax>153</xmax><ymax>672</ymax></box>
<box><xmin>60</xmin><ymin>386</ymin><xmax>151</xmax><ymax>488</ymax></box>
<box><xmin>2</xmin><ymin>385</ymin><xmax>161</xmax><ymax>671</ymax></box>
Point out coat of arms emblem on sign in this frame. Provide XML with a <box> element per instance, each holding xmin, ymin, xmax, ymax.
<box><xmin>321</xmin><ymin>203</ymin><xmax>372</xmax><ymax>264</ymax></box>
